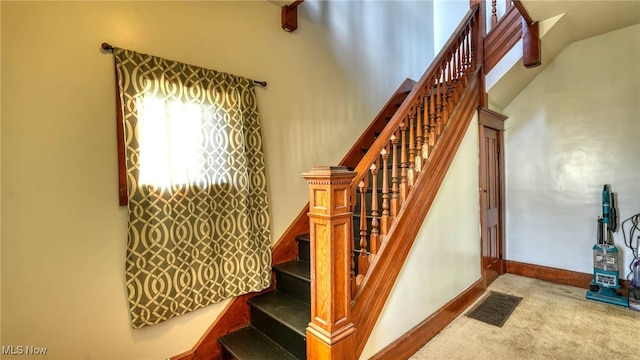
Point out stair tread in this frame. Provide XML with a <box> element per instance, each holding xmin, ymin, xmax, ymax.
<box><xmin>248</xmin><ymin>291</ymin><xmax>310</xmax><ymax>337</ymax></box>
<box><xmin>219</xmin><ymin>326</ymin><xmax>300</xmax><ymax>360</ymax></box>
<box><xmin>275</xmin><ymin>260</ymin><xmax>310</xmax><ymax>282</ymax></box>
<box><xmin>295</xmin><ymin>233</ymin><xmax>310</xmax><ymax>243</ymax></box>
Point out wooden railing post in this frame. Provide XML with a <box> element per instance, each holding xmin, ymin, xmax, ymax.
<box><xmin>302</xmin><ymin>166</ymin><xmax>357</xmax><ymax>360</ymax></box>
<box><xmin>471</xmin><ymin>0</ymin><xmax>487</xmax><ymax>107</ymax></box>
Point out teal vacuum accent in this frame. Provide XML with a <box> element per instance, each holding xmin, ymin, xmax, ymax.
<box><xmin>586</xmin><ymin>185</ymin><xmax>629</xmax><ymax>307</ymax></box>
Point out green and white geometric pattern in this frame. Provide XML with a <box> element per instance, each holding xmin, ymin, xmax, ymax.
<box><xmin>115</xmin><ymin>48</ymin><xmax>271</xmax><ymax>328</ymax></box>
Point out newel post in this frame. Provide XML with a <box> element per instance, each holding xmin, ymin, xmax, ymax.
<box><xmin>302</xmin><ymin>166</ymin><xmax>357</xmax><ymax>360</ymax></box>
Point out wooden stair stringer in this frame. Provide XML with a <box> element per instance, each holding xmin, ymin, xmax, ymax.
<box><xmin>352</xmin><ymin>70</ymin><xmax>481</xmax><ymax>357</ymax></box>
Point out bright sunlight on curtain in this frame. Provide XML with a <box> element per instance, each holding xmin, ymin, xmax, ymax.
<box><xmin>114</xmin><ymin>48</ymin><xmax>271</xmax><ymax>328</ymax></box>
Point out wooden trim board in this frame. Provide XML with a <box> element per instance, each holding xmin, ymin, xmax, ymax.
<box><xmin>505</xmin><ymin>260</ymin><xmax>631</xmax><ymax>290</ymax></box>
<box><xmin>369</xmin><ymin>279</ymin><xmax>485</xmax><ymax>360</ymax></box>
<box><xmin>484</xmin><ymin>5</ymin><xmax>522</xmax><ymax>74</ymax></box>
<box><xmin>505</xmin><ymin>260</ymin><xmax>593</xmax><ymax>288</ymax></box>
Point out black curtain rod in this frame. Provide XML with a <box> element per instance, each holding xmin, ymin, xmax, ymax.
<box><xmin>101</xmin><ymin>43</ymin><xmax>267</xmax><ymax>87</ymax></box>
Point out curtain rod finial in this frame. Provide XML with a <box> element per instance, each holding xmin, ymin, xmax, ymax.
<box><xmin>101</xmin><ymin>43</ymin><xmax>115</xmax><ymax>51</ymax></box>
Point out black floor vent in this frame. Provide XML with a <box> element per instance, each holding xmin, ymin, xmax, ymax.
<box><xmin>465</xmin><ymin>291</ymin><xmax>522</xmax><ymax>327</ymax></box>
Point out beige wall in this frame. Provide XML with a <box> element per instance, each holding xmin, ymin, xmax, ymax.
<box><xmin>1</xmin><ymin>1</ymin><xmax>435</xmax><ymax>358</ymax></box>
<box><xmin>361</xmin><ymin>114</ymin><xmax>481</xmax><ymax>359</ymax></box>
<box><xmin>504</xmin><ymin>24</ymin><xmax>640</xmax><ymax>275</ymax></box>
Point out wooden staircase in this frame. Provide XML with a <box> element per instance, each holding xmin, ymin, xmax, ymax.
<box><xmin>173</xmin><ymin>4</ymin><xmax>497</xmax><ymax>360</ymax></box>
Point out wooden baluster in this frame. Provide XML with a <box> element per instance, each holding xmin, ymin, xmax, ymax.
<box><xmin>407</xmin><ymin>108</ymin><xmax>415</xmax><ymax>188</ymax></box>
<box><xmin>435</xmin><ymin>70</ymin><xmax>443</xmax><ymax>138</ymax></box>
<box><xmin>450</xmin><ymin>52</ymin><xmax>458</xmax><ymax>105</ymax></box>
<box><xmin>428</xmin><ymin>83</ymin><xmax>436</xmax><ymax>153</ymax></box>
<box><xmin>349</xmin><ymin>187</ymin><xmax>357</xmax><ymax>298</ymax></box>
<box><xmin>455</xmin><ymin>46</ymin><xmax>463</xmax><ymax>100</ymax></box>
<box><xmin>461</xmin><ymin>36</ymin><xmax>467</xmax><ymax>85</ymax></box>
<box><xmin>358</xmin><ymin>179</ymin><xmax>368</xmax><ymax>281</ymax></box>
<box><xmin>380</xmin><ymin>144</ymin><xmax>390</xmax><ymax>236</ymax></box>
<box><xmin>422</xmin><ymin>95</ymin><xmax>430</xmax><ymax>161</ymax></box>
<box><xmin>452</xmin><ymin>47</ymin><xmax>458</xmax><ymax>100</ymax></box>
<box><xmin>302</xmin><ymin>166</ymin><xmax>357</xmax><ymax>360</ymax></box>
<box><xmin>415</xmin><ymin>98</ymin><xmax>423</xmax><ymax>173</ymax></box>
<box><xmin>399</xmin><ymin>121</ymin><xmax>408</xmax><ymax>205</ymax></box>
<box><xmin>390</xmin><ymin>132</ymin><xmax>399</xmax><ymax>220</ymax></box>
<box><xmin>369</xmin><ymin>162</ymin><xmax>379</xmax><ymax>255</ymax></box>
<box><xmin>440</xmin><ymin>64</ymin><xmax>449</xmax><ymax>127</ymax></box>
<box><xmin>469</xmin><ymin>25</ymin><xmax>475</xmax><ymax>71</ymax></box>
<box><xmin>466</xmin><ymin>27</ymin><xmax>472</xmax><ymax>79</ymax></box>
<box><xmin>467</xmin><ymin>25</ymin><xmax>475</xmax><ymax>68</ymax></box>
<box><xmin>445</xmin><ymin>58</ymin><xmax>454</xmax><ymax>122</ymax></box>
<box><xmin>491</xmin><ymin>0</ymin><xmax>498</xmax><ymax>28</ymax></box>
<box><xmin>470</xmin><ymin>24</ymin><xmax>476</xmax><ymax>71</ymax></box>
<box><xmin>461</xmin><ymin>36</ymin><xmax>468</xmax><ymax>88</ymax></box>
<box><xmin>461</xmin><ymin>34</ymin><xmax>467</xmax><ymax>85</ymax></box>
<box><xmin>455</xmin><ymin>41</ymin><xmax>460</xmax><ymax>82</ymax></box>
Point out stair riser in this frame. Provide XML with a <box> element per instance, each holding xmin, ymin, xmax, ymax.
<box><xmin>251</xmin><ymin>307</ymin><xmax>307</xmax><ymax>360</ymax></box>
<box><xmin>297</xmin><ymin>239</ymin><xmax>310</xmax><ymax>263</ymax></box>
<box><xmin>276</xmin><ymin>271</ymin><xmax>310</xmax><ymax>304</ymax></box>
<box><xmin>220</xmin><ymin>347</ymin><xmax>239</xmax><ymax>360</ymax></box>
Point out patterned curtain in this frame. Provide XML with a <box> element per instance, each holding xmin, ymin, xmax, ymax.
<box><xmin>114</xmin><ymin>48</ymin><xmax>271</xmax><ymax>328</ymax></box>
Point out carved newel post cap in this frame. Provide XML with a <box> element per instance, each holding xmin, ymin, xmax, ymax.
<box><xmin>302</xmin><ymin>166</ymin><xmax>356</xmax><ymax>182</ymax></box>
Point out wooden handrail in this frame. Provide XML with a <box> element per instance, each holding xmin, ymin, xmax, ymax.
<box><xmin>512</xmin><ymin>0</ymin><xmax>534</xmax><ymax>25</ymax></box>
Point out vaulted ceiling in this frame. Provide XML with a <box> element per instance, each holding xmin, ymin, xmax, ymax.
<box><xmin>522</xmin><ymin>0</ymin><xmax>640</xmax><ymax>42</ymax></box>
<box><xmin>488</xmin><ymin>0</ymin><xmax>640</xmax><ymax>109</ymax></box>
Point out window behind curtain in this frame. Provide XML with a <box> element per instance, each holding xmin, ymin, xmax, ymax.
<box><xmin>136</xmin><ymin>79</ymin><xmax>229</xmax><ymax>188</ymax></box>
<box><xmin>114</xmin><ymin>48</ymin><xmax>271</xmax><ymax>328</ymax></box>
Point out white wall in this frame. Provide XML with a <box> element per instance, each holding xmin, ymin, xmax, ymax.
<box><xmin>1</xmin><ymin>1</ymin><xmax>434</xmax><ymax>358</ymax></box>
<box><xmin>433</xmin><ymin>0</ymin><xmax>469</xmax><ymax>54</ymax></box>
<box><xmin>361</xmin><ymin>115</ymin><xmax>481</xmax><ymax>359</ymax></box>
<box><xmin>504</xmin><ymin>24</ymin><xmax>640</xmax><ymax>277</ymax></box>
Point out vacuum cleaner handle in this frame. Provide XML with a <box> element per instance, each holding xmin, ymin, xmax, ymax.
<box><xmin>610</xmin><ymin>193</ymin><xmax>618</xmax><ymax>232</ymax></box>
<box><xmin>597</xmin><ymin>217</ymin><xmax>603</xmax><ymax>245</ymax></box>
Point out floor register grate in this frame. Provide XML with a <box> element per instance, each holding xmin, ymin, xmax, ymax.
<box><xmin>465</xmin><ymin>291</ymin><xmax>522</xmax><ymax>327</ymax></box>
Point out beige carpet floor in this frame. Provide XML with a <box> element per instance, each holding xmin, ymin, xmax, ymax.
<box><xmin>410</xmin><ymin>274</ymin><xmax>640</xmax><ymax>360</ymax></box>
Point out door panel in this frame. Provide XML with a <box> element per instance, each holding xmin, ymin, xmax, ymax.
<box><xmin>480</xmin><ymin>126</ymin><xmax>502</xmax><ymax>286</ymax></box>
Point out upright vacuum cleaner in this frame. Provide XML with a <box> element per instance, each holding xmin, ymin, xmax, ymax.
<box><xmin>586</xmin><ymin>185</ymin><xmax>629</xmax><ymax>307</ymax></box>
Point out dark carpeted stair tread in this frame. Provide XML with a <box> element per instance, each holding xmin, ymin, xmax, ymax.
<box><xmin>219</xmin><ymin>326</ymin><xmax>299</xmax><ymax>360</ymax></box>
<box><xmin>274</xmin><ymin>261</ymin><xmax>310</xmax><ymax>282</ymax></box>
<box><xmin>248</xmin><ymin>291</ymin><xmax>310</xmax><ymax>337</ymax></box>
<box><xmin>295</xmin><ymin>234</ymin><xmax>310</xmax><ymax>243</ymax></box>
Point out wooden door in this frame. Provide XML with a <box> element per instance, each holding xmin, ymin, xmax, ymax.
<box><xmin>479</xmin><ymin>125</ymin><xmax>504</xmax><ymax>287</ymax></box>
